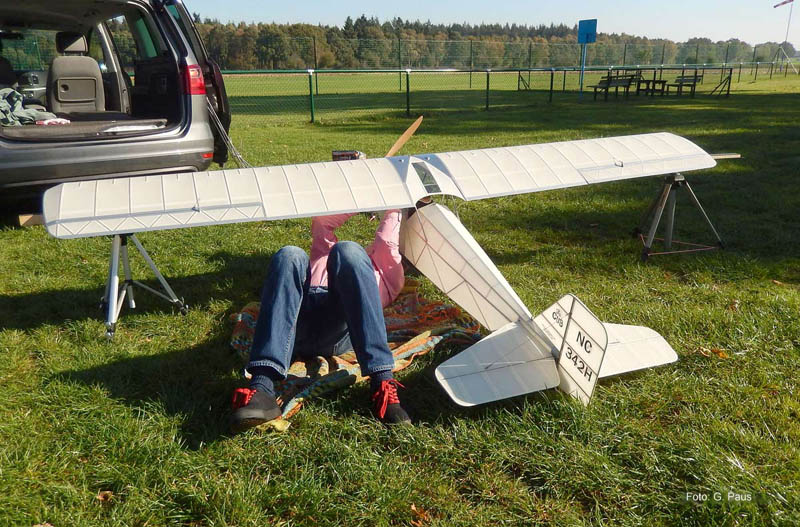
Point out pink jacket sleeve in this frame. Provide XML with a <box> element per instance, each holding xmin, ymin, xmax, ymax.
<box><xmin>309</xmin><ymin>210</ymin><xmax>405</xmax><ymax>307</ymax></box>
<box><xmin>366</xmin><ymin>210</ymin><xmax>405</xmax><ymax>306</ymax></box>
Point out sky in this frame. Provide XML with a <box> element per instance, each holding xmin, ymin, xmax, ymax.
<box><xmin>182</xmin><ymin>0</ymin><xmax>797</xmax><ymax>45</ymax></box>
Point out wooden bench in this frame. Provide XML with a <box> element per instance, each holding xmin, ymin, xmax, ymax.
<box><xmin>666</xmin><ymin>74</ymin><xmax>703</xmax><ymax>97</ymax></box>
<box><xmin>589</xmin><ymin>74</ymin><xmax>638</xmax><ymax>101</ymax></box>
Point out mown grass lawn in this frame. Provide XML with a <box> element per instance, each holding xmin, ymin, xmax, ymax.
<box><xmin>1</xmin><ymin>77</ymin><xmax>799</xmax><ymax>526</ymax></box>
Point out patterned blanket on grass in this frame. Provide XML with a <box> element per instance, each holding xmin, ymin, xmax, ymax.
<box><xmin>230</xmin><ymin>279</ymin><xmax>481</xmax><ymax>426</ymax></box>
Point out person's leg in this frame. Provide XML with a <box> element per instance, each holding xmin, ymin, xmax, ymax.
<box><xmin>327</xmin><ymin>241</ymin><xmax>394</xmax><ymax>378</ymax></box>
<box><xmin>327</xmin><ymin>241</ymin><xmax>410</xmax><ymax>424</ymax></box>
<box><xmin>232</xmin><ymin>246</ymin><xmax>309</xmax><ymax>432</ymax></box>
<box><xmin>247</xmin><ymin>245</ymin><xmax>310</xmax><ymax>386</ymax></box>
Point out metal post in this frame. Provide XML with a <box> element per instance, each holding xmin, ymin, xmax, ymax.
<box><xmin>695</xmin><ymin>43</ymin><xmax>699</xmax><ymax>64</ymax></box>
<box><xmin>738</xmin><ymin>63</ymin><xmax>742</xmax><ymax>82</ymax></box>
<box><xmin>313</xmin><ymin>36</ymin><xmax>319</xmax><ymax>95</ymax></box>
<box><xmin>622</xmin><ymin>43</ymin><xmax>627</xmax><ymax>66</ymax></box>
<box><xmin>405</xmin><ymin>69</ymin><xmax>410</xmax><ymax>116</ymax></box>
<box><xmin>727</xmin><ymin>68</ymin><xmax>732</xmax><ymax>97</ymax></box>
<box><xmin>755</xmin><ymin>62</ymin><xmax>759</xmax><ymax>81</ymax></box>
<box><xmin>130</xmin><ymin>235</ymin><xmax>184</xmax><ymax>303</ymax></box>
<box><xmin>398</xmin><ymin>38</ymin><xmax>402</xmax><ymax>91</ymax></box>
<box><xmin>578</xmin><ymin>44</ymin><xmax>588</xmax><ymax>97</ymax></box>
<box><xmin>120</xmin><ymin>236</ymin><xmax>135</xmax><ymax>309</ymax></box>
<box><xmin>664</xmin><ymin>187</ymin><xmax>677</xmax><ymax>250</ymax></box>
<box><xmin>642</xmin><ymin>181</ymin><xmax>673</xmax><ymax>261</ymax></box>
<box><xmin>528</xmin><ymin>42</ymin><xmax>533</xmax><ymax>86</ymax></box>
<box><xmin>770</xmin><ymin>61</ymin><xmax>774</xmax><ymax>79</ymax></box>
<box><xmin>549</xmin><ymin>68</ymin><xmax>554</xmax><ymax>102</ymax></box>
<box><xmin>307</xmin><ymin>69</ymin><xmax>315</xmax><ymax>123</ymax></box>
<box><xmin>485</xmin><ymin>69</ymin><xmax>490</xmax><ymax>110</ymax></box>
<box><xmin>563</xmin><ymin>69</ymin><xmax>567</xmax><ymax>91</ymax></box>
<box><xmin>752</xmin><ymin>46</ymin><xmax>757</xmax><ymax>74</ymax></box>
<box><xmin>106</xmin><ymin>235</ymin><xmax>121</xmax><ymax>334</ymax></box>
<box><xmin>661</xmin><ymin>42</ymin><xmax>666</xmax><ymax>65</ymax></box>
<box><xmin>469</xmin><ymin>40</ymin><xmax>474</xmax><ymax>88</ymax></box>
<box><xmin>683</xmin><ymin>181</ymin><xmax>724</xmax><ymax>246</ymax></box>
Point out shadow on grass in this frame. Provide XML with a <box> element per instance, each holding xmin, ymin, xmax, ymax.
<box><xmin>54</xmin><ymin>336</ymin><xmax>244</xmax><ymax>449</ymax></box>
<box><xmin>0</xmin><ymin>251</ymin><xmax>271</xmax><ymax>332</ymax></box>
<box><xmin>228</xmin><ymin>85</ymin><xmax>782</xmax><ymax>121</ymax></box>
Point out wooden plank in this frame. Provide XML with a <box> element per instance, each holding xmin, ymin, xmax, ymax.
<box><xmin>18</xmin><ymin>214</ymin><xmax>43</xmax><ymax>227</ymax></box>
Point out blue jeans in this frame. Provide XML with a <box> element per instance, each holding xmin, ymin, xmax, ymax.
<box><xmin>248</xmin><ymin>242</ymin><xmax>395</xmax><ymax>379</ymax></box>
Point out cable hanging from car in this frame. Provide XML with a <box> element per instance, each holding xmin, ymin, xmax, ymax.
<box><xmin>206</xmin><ymin>98</ymin><xmax>251</xmax><ymax>169</ymax></box>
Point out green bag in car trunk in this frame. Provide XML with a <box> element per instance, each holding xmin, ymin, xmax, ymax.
<box><xmin>0</xmin><ymin>88</ymin><xmax>56</xmax><ymax>126</ymax></box>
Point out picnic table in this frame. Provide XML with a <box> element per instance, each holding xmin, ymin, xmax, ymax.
<box><xmin>636</xmin><ymin>78</ymin><xmax>668</xmax><ymax>96</ymax></box>
<box><xmin>589</xmin><ymin>74</ymin><xmax>639</xmax><ymax>101</ymax></box>
<box><xmin>667</xmin><ymin>74</ymin><xmax>704</xmax><ymax>97</ymax></box>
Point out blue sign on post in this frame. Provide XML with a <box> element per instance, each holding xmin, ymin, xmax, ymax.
<box><xmin>578</xmin><ymin>19</ymin><xmax>597</xmax><ymax>44</ymax></box>
<box><xmin>577</xmin><ymin>19</ymin><xmax>597</xmax><ymax>97</ymax></box>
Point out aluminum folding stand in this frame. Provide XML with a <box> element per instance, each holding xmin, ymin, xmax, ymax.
<box><xmin>101</xmin><ymin>234</ymin><xmax>187</xmax><ymax>338</ymax></box>
<box><xmin>635</xmin><ymin>173</ymin><xmax>724</xmax><ymax>262</ymax></box>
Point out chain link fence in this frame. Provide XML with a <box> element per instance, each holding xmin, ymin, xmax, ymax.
<box><xmin>246</xmin><ymin>36</ymin><xmax>792</xmax><ymax>70</ymax></box>
<box><xmin>224</xmin><ymin>61</ymin><xmax>797</xmax><ymax>123</ymax></box>
<box><xmin>222</xmin><ymin>37</ymin><xmax>797</xmax><ymax>123</ymax></box>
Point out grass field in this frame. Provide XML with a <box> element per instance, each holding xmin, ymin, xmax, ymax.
<box><xmin>223</xmin><ymin>66</ymin><xmax>786</xmax><ymax>120</ymax></box>
<box><xmin>1</xmin><ymin>76</ymin><xmax>799</xmax><ymax>526</ymax></box>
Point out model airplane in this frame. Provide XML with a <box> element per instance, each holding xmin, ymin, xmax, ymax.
<box><xmin>42</xmin><ymin>129</ymin><xmax>716</xmax><ymax>406</ymax></box>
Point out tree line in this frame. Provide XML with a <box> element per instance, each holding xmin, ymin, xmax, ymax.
<box><xmin>191</xmin><ymin>14</ymin><xmax>796</xmax><ymax>70</ymax></box>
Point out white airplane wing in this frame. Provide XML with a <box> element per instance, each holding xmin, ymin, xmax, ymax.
<box><xmin>413</xmin><ymin>132</ymin><xmax>715</xmax><ymax>200</ymax></box>
<box><xmin>43</xmin><ymin>132</ymin><xmax>715</xmax><ymax>239</ymax></box>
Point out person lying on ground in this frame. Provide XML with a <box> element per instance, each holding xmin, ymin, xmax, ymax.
<box><xmin>230</xmin><ymin>210</ymin><xmax>411</xmax><ymax>432</ymax></box>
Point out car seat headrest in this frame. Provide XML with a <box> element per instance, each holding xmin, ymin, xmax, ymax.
<box><xmin>56</xmin><ymin>32</ymin><xmax>88</xmax><ymax>55</ymax></box>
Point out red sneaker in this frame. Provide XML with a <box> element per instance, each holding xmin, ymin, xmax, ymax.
<box><xmin>371</xmin><ymin>379</ymin><xmax>412</xmax><ymax>425</ymax></box>
<box><xmin>230</xmin><ymin>388</ymin><xmax>281</xmax><ymax>434</ymax></box>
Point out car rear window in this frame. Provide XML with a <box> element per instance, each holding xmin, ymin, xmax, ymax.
<box><xmin>0</xmin><ymin>30</ymin><xmax>57</xmax><ymax>70</ymax></box>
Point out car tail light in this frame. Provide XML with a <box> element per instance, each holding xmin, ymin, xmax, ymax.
<box><xmin>202</xmin><ymin>152</ymin><xmax>213</xmax><ymax>159</ymax></box>
<box><xmin>183</xmin><ymin>64</ymin><xmax>205</xmax><ymax>95</ymax></box>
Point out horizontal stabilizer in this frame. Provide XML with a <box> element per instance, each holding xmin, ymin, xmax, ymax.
<box><xmin>435</xmin><ymin>321</ymin><xmax>559</xmax><ymax>406</ymax></box>
<box><xmin>598</xmin><ymin>323</ymin><xmax>678</xmax><ymax>378</ymax></box>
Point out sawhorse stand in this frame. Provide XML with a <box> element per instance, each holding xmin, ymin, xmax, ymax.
<box><xmin>101</xmin><ymin>234</ymin><xmax>187</xmax><ymax>339</ymax></box>
<box><xmin>636</xmin><ymin>173</ymin><xmax>724</xmax><ymax>262</ymax></box>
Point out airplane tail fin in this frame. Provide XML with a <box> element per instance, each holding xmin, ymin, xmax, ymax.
<box><xmin>436</xmin><ymin>294</ymin><xmax>610</xmax><ymax>406</ymax></box>
<box><xmin>533</xmin><ymin>294</ymin><xmax>609</xmax><ymax>405</ymax></box>
<box><xmin>403</xmin><ymin>204</ymin><xmax>677</xmax><ymax>406</ymax></box>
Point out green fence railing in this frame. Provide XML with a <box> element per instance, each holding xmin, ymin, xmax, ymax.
<box><xmin>222</xmin><ymin>62</ymin><xmax>790</xmax><ymax>122</ymax></box>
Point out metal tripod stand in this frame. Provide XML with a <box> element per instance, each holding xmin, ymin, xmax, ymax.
<box><xmin>101</xmin><ymin>234</ymin><xmax>187</xmax><ymax>338</ymax></box>
<box><xmin>636</xmin><ymin>173</ymin><xmax>724</xmax><ymax>262</ymax></box>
